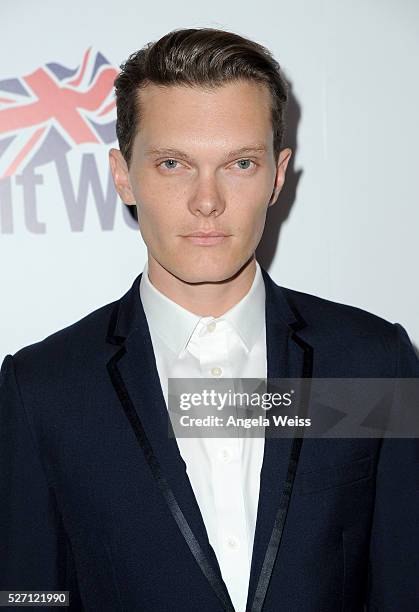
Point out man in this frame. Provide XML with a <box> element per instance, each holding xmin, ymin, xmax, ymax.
<box><xmin>1</xmin><ymin>27</ymin><xmax>418</xmax><ymax>612</ymax></box>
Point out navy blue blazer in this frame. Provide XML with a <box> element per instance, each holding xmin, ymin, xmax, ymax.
<box><xmin>1</xmin><ymin>268</ymin><xmax>419</xmax><ymax>612</ymax></box>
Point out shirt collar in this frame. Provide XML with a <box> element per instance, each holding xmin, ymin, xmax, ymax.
<box><xmin>140</xmin><ymin>259</ymin><xmax>265</xmax><ymax>356</ymax></box>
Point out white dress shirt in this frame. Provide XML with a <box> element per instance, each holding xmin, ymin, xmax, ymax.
<box><xmin>140</xmin><ymin>260</ymin><xmax>267</xmax><ymax>612</ymax></box>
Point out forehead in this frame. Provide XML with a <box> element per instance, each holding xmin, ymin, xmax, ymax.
<box><xmin>134</xmin><ymin>80</ymin><xmax>273</xmax><ymax>150</ymax></box>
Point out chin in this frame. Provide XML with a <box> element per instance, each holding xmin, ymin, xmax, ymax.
<box><xmin>171</xmin><ymin>260</ymin><xmax>237</xmax><ymax>284</ymax></box>
<box><xmin>181</xmin><ymin>270</ymin><xmax>232</xmax><ymax>284</ymax></box>
<box><xmin>182</xmin><ymin>256</ymin><xmax>256</xmax><ymax>284</ymax></box>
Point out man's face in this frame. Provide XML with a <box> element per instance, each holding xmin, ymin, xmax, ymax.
<box><xmin>110</xmin><ymin>80</ymin><xmax>291</xmax><ymax>283</ymax></box>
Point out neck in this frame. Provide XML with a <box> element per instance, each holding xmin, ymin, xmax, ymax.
<box><xmin>147</xmin><ymin>255</ymin><xmax>257</xmax><ymax>317</ymax></box>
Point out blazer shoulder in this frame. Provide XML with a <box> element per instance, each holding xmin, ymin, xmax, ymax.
<box><xmin>7</xmin><ymin>298</ymin><xmax>119</xmax><ymax>390</ymax></box>
<box><xmin>280</xmin><ymin>284</ymin><xmax>397</xmax><ymax>338</ymax></box>
<box><xmin>278</xmin><ymin>285</ymin><xmax>416</xmax><ymax>376</ymax></box>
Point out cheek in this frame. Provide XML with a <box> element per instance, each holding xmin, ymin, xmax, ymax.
<box><xmin>137</xmin><ymin>201</ymin><xmax>172</xmax><ymax>236</ymax></box>
<box><xmin>230</xmin><ymin>195</ymin><xmax>269</xmax><ymax>233</ymax></box>
<box><xmin>134</xmin><ymin>167</ymin><xmax>186</xmax><ymax>199</ymax></box>
<box><xmin>133</xmin><ymin>172</ymin><xmax>186</xmax><ymax>221</ymax></box>
<box><xmin>135</xmin><ymin>194</ymin><xmax>181</xmax><ymax>251</ymax></box>
<box><xmin>236</xmin><ymin>207</ymin><xmax>268</xmax><ymax>254</ymax></box>
<box><xmin>228</xmin><ymin>177</ymin><xmax>272</xmax><ymax>221</ymax></box>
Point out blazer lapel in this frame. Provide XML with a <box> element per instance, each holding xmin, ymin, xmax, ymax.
<box><xmin>245</xmin><ymin>269</ymin><xmax>313</xmax><ymax>612</ymax></box>
<box><xmin>105</xmin><ymin>274</ymin><xmax>235</xmax><ymax>612</ymax></box>
<box><xmin>104</xmin><ymin>267</ymin><xmax>313</xmax><ymax>612</ymax></box>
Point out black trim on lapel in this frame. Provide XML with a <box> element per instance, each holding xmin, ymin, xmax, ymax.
<box><xmin>107</xmin><ymin>346</ymin><xmax>234</xmax><ymax>612</ymax></box>
<box><xmin>104</xmin><ymin>268</ymin><xmax>314</xmax><ymax>612</ymax></box>
<box><xmin>105</xmin><ymin>273</ymin><xmax>235</xmax><ymax>612</ymax></box>
<box><xmin>245</xmin><ymin>269</ymin><xmax>314</xmax><ymax>612</ymax></box>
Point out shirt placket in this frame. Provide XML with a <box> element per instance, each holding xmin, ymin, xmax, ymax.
<box><xmin>197</xmin><ymin>321</ymin><xmax>251</xmax><ymax>612</ymax></box>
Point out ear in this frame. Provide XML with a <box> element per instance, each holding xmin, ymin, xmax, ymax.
<box><xmin>109</xmin><ymin>148</ymin><xmax>136</xmax><ymax>205</ymax></box>
<box><xmin>268</xmin><ymin>147</ymin><xmax>292</xmax><ymax>207</ymax></box>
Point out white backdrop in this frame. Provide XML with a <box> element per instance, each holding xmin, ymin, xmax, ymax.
<box><xmin>1</xmin><ymin>0</ymin><xmax>418</xmax><ymax>360</ymax></box>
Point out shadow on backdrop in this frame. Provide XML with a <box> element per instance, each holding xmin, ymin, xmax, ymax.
<box><xmin>256</xmin><ymin>79</ymin><xmax>302</xmax><ymax>271</ymax></box>
<box><xmin>121</xmin><ymin>83</ymin><xmax>419</xmax><ymax>360</ymax></box>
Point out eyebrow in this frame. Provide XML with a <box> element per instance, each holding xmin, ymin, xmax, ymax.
<box><xmin>144</xmin><ymin>144</ymin><xmax>268</xmax><ymax>161</ymax></box>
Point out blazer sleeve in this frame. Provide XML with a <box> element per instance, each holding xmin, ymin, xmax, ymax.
<box><xmin>365</xmin><ymin>323</ymin><xmax>419</xmax><ymax>611</ymax></box>
<box><xmin>0</xmin><ymin>354</ymin><xmax>83</xmax><ymax>611</ymax></box>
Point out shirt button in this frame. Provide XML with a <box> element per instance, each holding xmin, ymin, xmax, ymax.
<box><xmin>207</xmin><ymin>321</ymin><xmax>216</xmax><ymax>333</ymax></box>
<box><xmin>219</xmin><ymin>448</ymin><xmax>232</xmax><ymax>463</ymax></box>
<box><xmin>210</xmin><ymin>366</ymin><xmax>222</xmax><ymax>376</ymax></box>
<box><xmin>226</xmin><ymin>536</ymin><xmax>240</xmax><ymax>551</ymax></box>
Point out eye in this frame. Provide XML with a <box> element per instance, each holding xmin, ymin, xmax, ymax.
<box><xmin>235</xmin><ymin>159</ymin><xmax>255</xmax><ymax>170</ymax></box>
<box><xmin>159</xmin><ymin>159</ymin><xmax>179</xmax><ymax>170</ymax></box>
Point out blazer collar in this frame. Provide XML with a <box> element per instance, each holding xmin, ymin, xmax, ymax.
<box><xmin>106</xmin><ymin>264</ymin><xmax>303</xmax><ymax>347</ymax></box>
<box><xmin>111</xmin><ymin>260</ymin><xmax>269</xmax><ymax>357</ymax></box>
<box><xmin>105</xmin><ymin>265</ymin><xmax>312</xmax><ymax>612</ymax></box>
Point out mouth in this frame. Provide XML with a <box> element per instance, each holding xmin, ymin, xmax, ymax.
<box><xmin>182</xmin><ymin>231</ymin><xmax>231</xmax><ymax>246</ymax></box>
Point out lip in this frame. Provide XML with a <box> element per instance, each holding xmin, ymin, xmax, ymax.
<box><xmin>184</xmin><ymin>231</ymin><xmax>228</xmax><ymax>237</ymax></box>
<box><xmin>182</xmin><ymin>230</ymin><xmax>230</xmax><ymax>246</ymax></box>
<box><xmin>184</xmin><ymin>235</ymin><xmax>229</xmax><ymax>246</ymax></box>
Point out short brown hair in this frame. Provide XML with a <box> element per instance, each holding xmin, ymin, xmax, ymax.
<box><xmin>114</xmin><ymin>27</ymin><xmax>288</xmax><ymax>167</ymax></box>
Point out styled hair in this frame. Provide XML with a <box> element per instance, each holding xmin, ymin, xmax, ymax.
<box><xmin>114</xmin><ymin>27</ymin><xmax>288</xmax><ymax>167</ymax></box>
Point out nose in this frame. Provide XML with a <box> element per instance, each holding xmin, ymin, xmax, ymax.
<box><xmin>188</xmin><ymin>171</ymin><xmax>226</xmax><ymax>218</ymax></box>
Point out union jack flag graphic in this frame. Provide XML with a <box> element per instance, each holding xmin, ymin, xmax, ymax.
<box><xmin>0</xmin><ymin>48</ymin><xmax>118</xmax><ymax>178</ymax></box>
